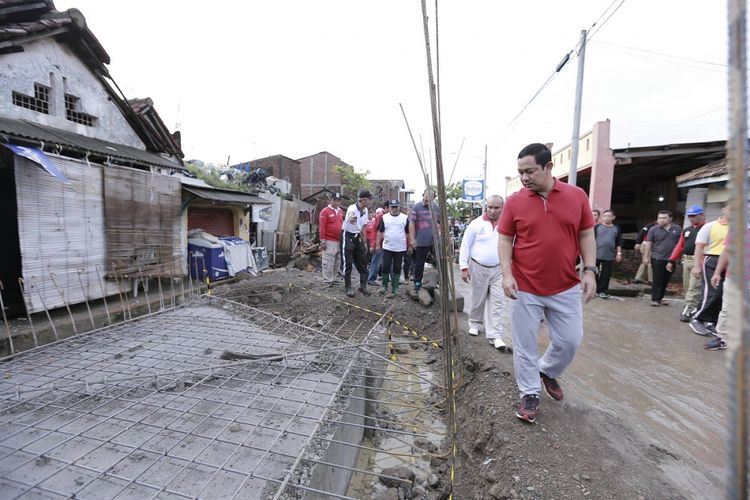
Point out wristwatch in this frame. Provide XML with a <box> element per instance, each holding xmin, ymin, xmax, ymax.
<box><xmin>583</xmin><ymin>266</ymin><xmax>599</xmax><ymax>275</ymax></box>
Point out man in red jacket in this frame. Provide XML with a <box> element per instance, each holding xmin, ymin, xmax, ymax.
<box><xmin>319</xmin><ymin>192</ymin><xmax>344</xmax><ymax>285</ymax></box>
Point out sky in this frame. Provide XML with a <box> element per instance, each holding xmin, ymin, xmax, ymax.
<box><xmin>55</xmin><ymin>0</ymin><xmax>730</xmax><ymax>195</ymax></box>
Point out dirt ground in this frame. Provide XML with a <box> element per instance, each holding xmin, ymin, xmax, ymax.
<box><xmin>213</xmin><ymin>262</ymin><xmax>726</xmax><ymax>499</ymax></box>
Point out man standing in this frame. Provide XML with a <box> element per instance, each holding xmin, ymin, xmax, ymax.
<box><xmin>594</xmin><ymin>209</ymin><xmax>623</xmax><ymax>298</ymax></box>
<box><xmin>375</xmin><ymin>200</ymin><xmax>409</xmax><ymax>296</ymax></box>
<box><xmin>643</xmin><ymin>210</ymin><xmax>681</xmax><ymax>306</ymax></box>
<box><xmin>689</xmin><ymin>202</ymin><xmax>729</xmax><ymax>335</ymax></box>
<box><xmin>366</xmin><ymin>203</ymin><xmax>388</xmax><ymax>285</ymax></box>
<box><xmin>409</xmin><ymin>189</ymin><xmax>440</xmax><ymax>291</ymax></box>
<box><xmin>318</xmin><ymin>192</ymin><xmax>344</xmax><ymax>286</ymax></box>
<box><xmin>666</xmin><ymin>205</ymin><xmax>706</xmax><ymax>321</ymax></box>
<box><xmin>498</xmin><ymin>143</ymin><xmax>597</xmax><ymax>424</ymax></box>
<box><xmin>342</xmin><ymin>190</ymin><xmax>372</xmax><ymax>298</ymax></box>
<box><xmin>459</xmin><ymin>195</ymin><xmax>510</xmax><ymax>351</ymax></box>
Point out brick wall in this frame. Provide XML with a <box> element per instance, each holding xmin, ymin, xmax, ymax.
<box><xmin>248</xmin><ymin>155</ymin><xmax>301</xmax><ymax>197</ymax></box>
<box><xmin>298</xmin><ymin>152</ymin><xmax>346</xmax><ymax>199</ymax></box>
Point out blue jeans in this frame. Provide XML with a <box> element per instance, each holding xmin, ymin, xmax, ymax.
<box><xmin>367</xmin><ymin>249</ymin><xmax>382</xmax><ymax>282</ymax></box>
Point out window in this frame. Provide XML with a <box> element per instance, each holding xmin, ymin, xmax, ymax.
<box><xmin>65</xmin><ymin>94</ymin><xmax>96</xmax><ymax>126</ymax></box>
<box><xmin>12</xmin><ymin>83</ymin><xmax>50</xmax><ymax>114</ymax></box>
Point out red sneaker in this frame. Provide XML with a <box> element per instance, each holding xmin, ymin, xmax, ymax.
<box><xmin>515</xmin><ymin>394</ymin><xmax>540</xmax><ymax>423</ymax></box>
<box><xmin>540</xmin><ymin>372</ymin><xmax>563</xmax><ymax>401</ymax></box>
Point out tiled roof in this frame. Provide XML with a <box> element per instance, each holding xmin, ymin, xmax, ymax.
<box><xmin>675</xmin><ymin>159</ymin><xmax>728</xmax><ymax>183</ymax></box>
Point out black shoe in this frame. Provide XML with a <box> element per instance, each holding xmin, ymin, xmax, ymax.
<box><xmin>690</xmin><ymin>319</ymin><xmax>712</xmax><ymax>336</ymax></box>
<box><xmin>679</xmin><ymin>305</ymin><xmax>692</xmax><ymax>323</ymax></box>
<box><xmin>359</xmin><ymin>286</ymin><xmax>371</xmax><ymax>296</ymax></box>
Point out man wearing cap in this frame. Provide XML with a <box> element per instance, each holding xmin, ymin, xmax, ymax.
<box><xmin>666</xmin><ymin>205</ymin><xmax>706</xmax><ymax>321</ymax></box>
<box><xmin>318</xmin><ymin>192</ymin><xmax>344</xmax><ymax>285</ymax></box>
<box><xmin>342</xmin><ymin>190</ymin><xmax>372</xmax><ymax>298</ymax></box>
<box><xmin>376</xmin><ymin>199</ymin><xmax>410</xmax><ymax>296</ymax></box>
<box><xmin>459</xmin><ymin>195</ymin><xmax>510</xmax><ymax>351</ymax></box>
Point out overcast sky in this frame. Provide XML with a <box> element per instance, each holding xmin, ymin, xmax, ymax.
<box><xmin>56</xmin><ymin>0</ymin><xmax>729</xmax><ymax>195</ymax></box>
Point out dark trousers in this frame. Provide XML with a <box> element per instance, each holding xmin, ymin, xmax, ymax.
<box><xmin>343</xmin><ymin>232</ymin><xmax>368</xmax><ymax>289</ymax></box>
<box><xmin>694</xmin><ymin>255</ymin><xmax>725</xmax><ymax>324</ymax></box>
<box><xmin>403</xmin><ymin>252</ymin><xmax>412</xmax><ymax>280</ymax></box>
<box><xmin>596</xmin><ymin>259</ymin><xmax>613</xmax><ymax>294</ymax></box>
<box><xmin>650</xmin><ymin>258</ymin><xmax>673</xmax><ymax>303</ymax></box>
<box><xmin>382</xmin><ymin>250</ymin><xmax>405</xmax><ymax>277</ymax></box>
<box><xmin>413</xmin><ymin>246</ymin><xmax>431</xmax><ymax>284</ymax></box>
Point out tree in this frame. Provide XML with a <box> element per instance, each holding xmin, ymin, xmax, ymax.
<box><xmin>333</xmin><ymin>164</ymin><xmax>370</xmax><ymax>199</ymax></box>
<box><xmin>443</xmin><ymin>182</ymin><xmax>482</xmax><ymax>221</ymax></box>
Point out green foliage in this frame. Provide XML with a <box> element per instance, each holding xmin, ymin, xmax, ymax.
<box><xmin>333</xmin><ymin>164</ymin><xmax>370</xmax><ymax>199</ymax></box>
<box><xmin>186</xmin><ymin>162</ymin><xmax>250</xmax><ymax>192</ymax></box>
<box><xmin>443</xmin><ymin>182</ymin><xmax>482</xmax><ymax>221</ymax></box>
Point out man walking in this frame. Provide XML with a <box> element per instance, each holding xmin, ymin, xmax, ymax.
<box><xmin>498</xmin><ymin>143</ymin><xmax>597</xmax><ymax>424</ymax></box>
<box><xmin>318</xmin><ymin>192</ymin><xmax>344</xmax><ymax>285</ymax></box>
<box><xmin>459</xmin><ymin>195</ymin><xmax>510</xmax><ymax>351</ymax></box>
<box><xmin>409</xmin><ymin>189</ymin><xmax>440</xmax><ymax>291</ymax></box>
<box><xmin>643</xmin><ymin>211</ymin><xmax>681</xmax><ymax>306</ymax></box>
<box><xmin>689</xmin><ymin>202</ymin><xmax>729</xmax><ymax>335</ymax></box>
<box><xmin>342</xmin><ymin>190</ymin><xmax>372</xmax><ymax>298</ymax></box>
<box><xmin>375</xmin><ymin>200</ymin><xmax>409</xmax><ymax>296</ymax></box>
<box><xmin>594</xmin><ymin>209</ymin><xmax>622</xmax><ymax>298</ymax></box>
<box><xmin>666</xmin><ymin>205</ymin><xmax>706</xmax><ymax>321</ymax></box>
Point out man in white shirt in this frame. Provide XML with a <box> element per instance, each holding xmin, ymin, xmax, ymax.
<box><xmin>375</xmin><ymin>199</ymin><xmax>409</xmax><ymax>296</ymax></box>
<box><xmin>342</xmin><ymin>189</ymin><xmax>372</xmax><ymax>298</ymax></box>
<box><xmin>459</xmin><ymin>195</ymin><xmax>510</xmax><ymax>351</ymax></box>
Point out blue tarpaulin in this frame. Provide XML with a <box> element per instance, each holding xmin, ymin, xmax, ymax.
<box><xmin>2</xmin><ymin>143</ymin><xmax>69</xmax><ymax>183</ymax></box>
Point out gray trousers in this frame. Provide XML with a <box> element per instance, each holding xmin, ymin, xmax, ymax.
<box><xmin>321</xmin><ymin>241</ymin><xmax>340</xmax><ymax>282</ymax></box>
<box><xmin>467</xmin><ymin>260</ymin><xmax>505</xmax><ymax>341</ymax></box>
<box><xmin>510</xmin><ymin>284</ymin><xmax>583</xmax><ymax>397</ymax></box>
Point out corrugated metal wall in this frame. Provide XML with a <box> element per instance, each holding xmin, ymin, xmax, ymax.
<box><xmin>14</xmin><ymin>155</ymin><xmax>125</xmax><ymax>313</ymax></box>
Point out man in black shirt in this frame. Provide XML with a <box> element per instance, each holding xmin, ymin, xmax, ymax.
<box><xmin>642</xmin><ymin>210</ymin><xmax>681</xmax><ymax>306</ymax></box>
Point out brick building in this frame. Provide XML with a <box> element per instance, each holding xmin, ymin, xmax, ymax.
<box><xmin>368</xmin><ymin>179</ymin><xmax>412</xmax><ymax>210</ymax></box>
<box><xmin>233</xmin><ymin>154</ymin><xmax>301</xmax><ymax>197</ymax></box>
<box><xmin>298</xmin><ymin>151</ymin><xmax>350</xmax><ymax>199</ymax></box>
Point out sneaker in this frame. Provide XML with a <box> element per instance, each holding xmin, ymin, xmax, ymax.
<box><xmin>690</xmin><ymin>319</ymin><xmax>713</xmax><ymax>336</ymax></box>
<box><xmin>704</xmin><ymin>337</ymin><xmax>727</xmax><ymax>350</ymax></box>
<box><xmin>359</xmin><ymin>286</ymin><xmax>371</xmax><ymax>296</ymax></box>
<box><xmin>540</xmin><ymin>372</ymin><xmax>563</xmax><ymax>401</ymax></box>
<box><xmin>515</xmin><ymin>394</ymin><xmax>539</xmax><ymax>423</ymax></box>
<box><xmin>679</xmin><ymin>306</ymin><xmax>692</xmax><ymax>323</ymax></box>
<box><xmin>468</xmin><ymin>327</ymin><xmax>479</xmax><ymax>336</ymax></box>
<box><xmin>367</xmin><ymin>281</ymin><xmax>377</xmax><ymax>286</ymax></box>
<box><xmin>414</xmin><ymin>281</ymin><xmax>422</xmax><ymax>292</ymax></box>
<box><xmin>705</xmin><ymin>323</ymin><xmax>719</xmax><ymax>336</ymax></box>
<box><xmin>490</xmin><ymin>338</ymin><xmax>512</xmax><ymax>352</ymax></box>
<box><xmin>378</xmin><ymin>288</ymin><xmax>387</xmax><ymax>295</ymax></box>
<box><xmin>650</xmin><ymin>301</ymin><xmax>660</xmax><ymax>307</ymax></box>
<box><xmin>597</xmin><ymin>292</ymin><xmax>609</xmax><ymax>299</ymax></box>
<box><xmin>345</xmin><ymin>289</ymin><xmax>355</xmax><ymax>298</ymax></box>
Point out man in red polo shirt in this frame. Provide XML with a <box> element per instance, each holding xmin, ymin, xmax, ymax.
<box><xmin>498</xmin><ymin>143</ymin><xmax>597</xmax><ymax>423</ymax></box>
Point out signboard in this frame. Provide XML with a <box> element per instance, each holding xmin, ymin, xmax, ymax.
<box><xmin>462</xmin><ymin>178</ymin><xmax>484</xmax><ymax>202</ymax></box>
<box><xmin>2</xmin><ymin>144</ymin><xmax>68</xmax><ymax>182</ymax></box>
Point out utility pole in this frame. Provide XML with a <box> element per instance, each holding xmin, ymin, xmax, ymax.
<box><xmin>482</xmin><ymin>144</ymin><xmax>487</xmax><ymax>214</ymax></box>
<box><xmin>568</xmin><ymin>29</ymin><xmax>587</xmax><ymax>186</ymax></box>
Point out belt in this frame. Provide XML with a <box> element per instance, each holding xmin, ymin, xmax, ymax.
<box><xmin>471</xmin><ymin>258</ymin><xmax>499</xmax><ymax>269</ymax></box>
<box><xmin>345</xmin><ymin>232</ymin><xmax>360</xmax><ymax>238</ymax></box>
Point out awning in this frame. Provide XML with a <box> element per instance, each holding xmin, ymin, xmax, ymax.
<box><xmin>182</xmin><ymin>186</ymin><xmax>271</xmax><ymax>205</ymax></box>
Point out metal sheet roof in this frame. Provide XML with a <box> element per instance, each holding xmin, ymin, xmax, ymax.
<box><xmin>0</xmin><ymin>116</ymin><xmax>183</xmax><ymax>170</ymax></box>
<box><xmin>182</xmin><ymin>185</ymin><xmax>270</xmax><ymax>205</ymax></box>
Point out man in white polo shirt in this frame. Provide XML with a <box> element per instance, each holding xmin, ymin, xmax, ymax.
<box><xmin>342</xmin><ymin>189</ymin><xmax>372</xmax><ymax>298</ymax></box>
<box><xmin>459</xmin><ymin>195</ymin><xmax>510</xmax><ymax>352</ymax></box>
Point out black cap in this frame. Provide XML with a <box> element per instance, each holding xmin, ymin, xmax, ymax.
<box><xmin>358</xmin><ymin>189</ymin><xmax>372</xmax><ymax>199</ymax></box>
<box><xmin>331</xmin><ymin>192</ymin><xmax>342</xmax><ymax>200</ymax></box>
<box><xmin>389</xmin><ymin>199</ymin><xmax>400</xmax><ymax>207</ymax></box>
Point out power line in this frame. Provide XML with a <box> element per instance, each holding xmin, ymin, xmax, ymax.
<box><xmin>628</xmin><ymin>104</ymin><xmax>726</xmax><ymax>143</ymax></box>
<box><xmin>507</xmin><ymin>0</ymin><xmax>627</xmax><ymax>127</ymax></box>
<box><xmin>591</xmin><ymin>40</ymin><xmax>726</xmax><ymax>69</ymax></box>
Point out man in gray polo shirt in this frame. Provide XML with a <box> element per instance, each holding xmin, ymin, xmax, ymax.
<box><xmin>643</xmin><ymin>210</ymin><xmax>681</xmax><ymax>306</ymax></box>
